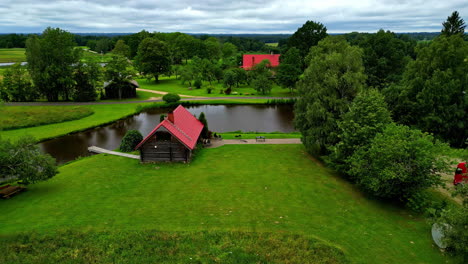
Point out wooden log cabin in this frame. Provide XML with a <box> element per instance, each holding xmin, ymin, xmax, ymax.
<box><xmin>135</xmin><ymin>105</ymin><xmax>204</xmax><ymax>162</ymax></box>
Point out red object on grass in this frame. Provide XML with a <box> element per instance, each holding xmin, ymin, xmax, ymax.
<box><xmin>135</xmin><ymin>105</ymin><xmax>204</xmax><ymax>150</ymax></box>
<box><xmin>242</xmin><ymin>54</ymin><xmax>280</xmax><ymax>70</ymax></box>
<box><xmin>453</xmin><ymin>162</ymin><xmax>468</xmax><ymax>185</ymax></box>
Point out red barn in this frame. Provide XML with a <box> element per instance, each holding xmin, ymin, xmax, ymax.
<box><xmin>135</xmin><ymin>105</ymin><xmax>204</xmax><ymax>162</ymax></box>
<box><xmin>242</xmin><ymin>54</ymin><xmax>280</xmax><ymax>70</ymax></box>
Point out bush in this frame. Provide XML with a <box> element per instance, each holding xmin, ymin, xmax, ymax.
<box><xmin>162</xmin><ymin>93</ymin><xmax>181</xmax><ymax>103</ymax></box>
<box><xmin>206</xmin><ymin>87</ymin><xmax>213</xmax><ymax>94</ymax></box>
<box><xmin>120</xmin><ymin>130</ymin><xmax>143</xmax><ymax>152</ymax></box>
<box><xmin>348</xmin><ymin>123</ymin><xmax>448</xmax><ymax>199</ymax></box>
<box><xmin>194</xmin><ymin>79</ymin><xmax>202</xmax><ymax>89</ymax></box>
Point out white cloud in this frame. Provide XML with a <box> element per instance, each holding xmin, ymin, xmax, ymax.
<box><xmin>0</xmin><ymin>0</ymin><xmax>466</xmax><ymax>33</ymax></box>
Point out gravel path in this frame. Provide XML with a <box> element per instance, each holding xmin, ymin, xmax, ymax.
<box><xmin>207</xmin><ymin>138</ymin><xmax>302</xmax><ymax>148</ymax></box>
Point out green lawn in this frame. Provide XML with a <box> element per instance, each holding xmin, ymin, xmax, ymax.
<box><xmin>138</xmin><ymin>76</ymin><xmax>295</xmax><ymax>98</ymax></box>
<box><xmin>0</xmin><ymin>103</ymin><xmax>149</xmax><ymax>142</ymax></box>
<box><xmin>80</xmin><ymin>49</ymin><xmax>114</xmax><ymax>63</ymax></box>
<box><xmin>0</xmin><ymin>145</ymin><xmax>451</xmax><ymax>263</ymax></box>
<box><xmin>0</xmin><ymin>106</ymin><xmax>93</xmax><ymax>130</ymax></box>
<box><xmin>0</xmin><ymin>48</ymin><xmax>26</xmax><ymax>63</ymax></box>
<box><xmin>219</xmin><ymin>131</ymin><xmax>301</xmax><ymax>139</ymax></box>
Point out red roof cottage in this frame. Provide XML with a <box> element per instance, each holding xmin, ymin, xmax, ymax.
<box><xmin>242</xmin><ymin>54</ymin><xmax>280</xmax><ymax>70</ymax></box>
<box><xmin>135</xmin><ymin>105</ymin><xmax>204</xmax><ymax>162</ymax></box>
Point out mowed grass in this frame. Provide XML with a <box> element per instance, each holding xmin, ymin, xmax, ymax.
<box><xmin>0</xmin><ymin>106</ymin><xmax>94</xmax><ymax>130</ymax></box>
<box><xmin>0</xmin><ymin>230</ymin><xmax>347</xmax><ymax>264</ymax></box>
<box><xmin>138</xmin><ymin>76</ymin><xmax>295</xmax><ymax>98</ymax></box>
<box><xmin>0</xmin><ymin>103</ymin><xmax>151</xmax><ymax>142</ymax></box>
<box><xmin>0</xmin><ymin>145</ymin><xmax>451</xmax><ymax>263</ymax></box>
<box><xmin>219</xmin><ymin>131</ymin><xmax>301</xmax><ymax>139</ymax></box>
<box><xmin>0</xmin><ymin>48</ymin><xmax>26</xmax><ymax>63</ymax></box>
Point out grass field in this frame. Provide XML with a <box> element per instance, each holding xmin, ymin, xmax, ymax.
<box><xmin>266</xmin><ymin>42</ymin><xmax>279</xmax><ymax>47</ymax></box>
<box><xmin>0</xmin><ymin>48</ymin><xmax>26</xmax><ymax>63</ymax></box>
<box><xmin>0</xmin><ymin>230</ymin><xmax>347</xmax><ymax>263</ymax></box>
<box><xmin>138</xmin><ymin>76</ymin><xmax>295</xmax><ymax>98</ymax></box>
<box><xmin>219</xmin><ymin>131</ymin><xmax>301</xmax><ymax>139</ymax></box>
<box><xmin>0</xmin><ymin>106</ymin><xmax>93</xmax><ymax>130</ymax></box>
<box><xmin>0</xmin><ymin>145</ymin><xmax>451</xmax><ymax>263</ymax></box>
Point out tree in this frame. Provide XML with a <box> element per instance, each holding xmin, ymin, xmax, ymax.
<box><xmin>357</xmin><ymin>30</ymin><xmax>411</xmax><ymax>89</ymax></box>
<box><xmin>179</xmin><ymin>64</ymin><xmax>196</xmax><ymax>86</ymax></box>
<box><xmin>0</xmin><ymin>137</ymin><xmax>57</xmax><ymax>185</ymax></box>
<box><xmin>223</xmin><ymin>69</ymin><xmax>237</xmax><ymax>91</ymax></box>
<box><xmin>287</xmin><ymin>20</ymin><xmax>328</xmax><ymax>67</ymax></box>
<box><xmin>120</xmin><ymin>130</ymin><xmax>143</xmax><ymax>152</ymax></box>
<box><xmin>72</xmin><ymin>61</ymin><xmax>102</xmax><ymax>102</ymax></box>
<box><xmin>222</xmin><ymin>42</ymin><xmax>238</xmax><ymax>58</ymax></box>
<box><xmin>276</xmin><ymin>47</ymin><xmax>302</xmax><ymax>93</ymax></box>
<box><xmin>135</xmin><ymin>38</ymin><xmax>171</xmax><ymax>82</ymax></box>
<box><xmin>204</xmin><ymin>37</ymin><xmax>221</xmax><ymax>60</ymax></box>
<box><xmin>95</xmin><ymin>38</ymin><xmax>112</xmax><ymax>53</ymax></box>
<box><xmin>441</xmin><ymin>11</ymin><xmax>466</xmax><ymax>36</ymax></box>
<box><xmin>198</xmin><ymin>112</ymin><xmax>209</xmax><ymax>138</ymax></box>
<box><xmin>294</xmin><ymin>36</ymin><xmax>366</xmax><ymax>155</ymax></box>
<box><xmin>0</xmin><ymin>63</ymin><xmax>37</xmax><ymax>102</ymax></box>
<box><xmin>348</xmin><ymin>123</ymin><xmax>447</xmax><ymax>199</ymax></box>
<box><xmin>112</xmin><ymin>40</ymin><xmax>131</xmax><ymax>58</ymax></box>
<box><xmin>26</xmin><ymin>27</ymin><xmax>80</xmax><ymax>101</ymax></box>
<box><xmin>105</xmin><ymin>55</ymin><xmax>137</xmax><ymax>100</ymax></box>
<box><xmin>252</xmin><ymin>74</ymin><xmax>273</xmax><ymax>95</ymax></box>
<box><xmin>330</xmin><ymin>89</ymin><xmax>392</xmax><ymax>172</ymax></box>
<box><xmin>389</xmin><ymin>35</ymin><xmax>468</xmax><ymax>147</ymax></box>
<box><xmin>232</xmin><ymin>67</ymin><xmax>248</xmax><ymax>87</ymax></box>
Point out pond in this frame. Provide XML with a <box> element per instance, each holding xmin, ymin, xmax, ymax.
<box><xmin>39</xmin><ymin>104</ymin><xmax>296</xmax><ymax>164</ymax></box>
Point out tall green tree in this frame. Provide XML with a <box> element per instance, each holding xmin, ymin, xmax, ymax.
<box><xmin>26</xmin><ymin>27</ymin><xmax>80</xmax><ymax>101</ymax></box>
<box><xmin>287</xmin><ymin>20</ymin><xmax>328</xmax><ymax>67</ymax></box>
<box><xmin>135</xmin><ymin>38</ymin><xmax>171</xmax><ymax>82</ymax></box>
<box><xmin>222</xmin><ymin>42</ymin><xmax>238</xmax><ymax>58</ymax></box>
<box><xmin>276</xmin><ymin>47</ymin><xmax>302</xmax><ymax>93</ymax></box>
<box><xmin>0</xmin><ymin>63</ymin><xmax>37</xmax><ymax>102</ymax></box>
<box><xmin>330</xmin><ymin>89</ymin><xmax>392</xmax><ymax>172</ymax></box>
<box><xmin>294</xmin><ymin>36</ymin><xmax>366</xmax><ymax>155</ymax></box>
<box><xmin>72</xmin><ymin>61</ymin><xmax>102</xmax><ymax>102</ymax></box>
<box><xmin>358</xmin><ymin>30</ymin><xmax>411</xmax><ymax>89</ymax></box>
<box><xmin>112</xmin><ymin>39</ymin><xmax>131</xmax><ymax>58</ymax></box>
<box><xmin>204</xmin><ymin>37</ymin><xmax>222</xmax><ymax>60</ymax></box>
<box><xmin>389</xmin><ymin>35</ymin><xmax>468</xmax><ymax>146</ymax></box>
<box><xmin>0</xmin><ymin>137</ymin><xmax>57</xmax><ymax>185</ymax></box>
<box><xmin>250</xmin><ymin>60</ymin><xmax>273</xmax><ymax>95</ymax></box>
<box><xmin>441</xmin><ymin>11</ymin><xmax>466</xmax><ymax>36</ymax></box>
<box><xmin>198</xmin><ymin>112</ymin><xmax>209</xmax><ymax>138</ymax></box>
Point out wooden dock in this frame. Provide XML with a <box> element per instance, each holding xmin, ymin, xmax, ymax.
<box><xmin>88</xmin><ymin>146</ymin><xmax>140</xmax><ymax>160</ymax></box>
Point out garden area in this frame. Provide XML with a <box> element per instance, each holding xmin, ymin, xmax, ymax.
<box><xmin>0</xmin><ymin>144</ymin><xmax>453</xmax><ymax>263</ymax></box>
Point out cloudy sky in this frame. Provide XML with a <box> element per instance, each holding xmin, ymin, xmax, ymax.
<box><xmin>0</xmin><ymin>0</ymin><xmax>467</xmax><ymax>33</ymax></box>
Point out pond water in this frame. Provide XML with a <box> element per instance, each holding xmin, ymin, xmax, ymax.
<box><xmin>39</xmin><ymin>104</ymin><xmax>295</xmax><ymax>164</ymax></box>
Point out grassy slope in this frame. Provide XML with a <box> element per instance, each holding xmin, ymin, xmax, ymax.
<box><xmin>138</xmin><ymin>76</ymin><xmax>295</xmax><ymax>98</ymax></box>
<box><xmin>219</xmin><ymin>132</ymin><xmax>301</xmax><ymax>139</ymax></box>
<box><xmin>0</xmin><ymin>145</ymin><xmax>450</xmax><ymax>263</ymax></box>
<box><xmin>0</xmin><ymin>103</ymin><xmax>147</xmax><ymax>142</ymax></box>
<box><xmin>0</xmin><ymin>106</ymin><xmax>93</xmax><ymax>130</ymax></box>
<box><xmin>0</xmin><ymin>48</ymin><xmax>26</xmax><ymax>63</ymax></box>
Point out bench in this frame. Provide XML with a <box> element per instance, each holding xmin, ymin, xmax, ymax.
<box><xmin>256</xmin><ymin>136</ymin><xmax>266</xmax><ymax>142</ymax></box>
<box><xmin>0</xmin><ymin>185</ymin><xmax>26</xmax><ymax>199</ymax></box>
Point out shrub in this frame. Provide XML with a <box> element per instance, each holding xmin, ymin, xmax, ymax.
<box><xmin>194</xmin><ymin>79</ymin><xmax>202</xmax><ymax>89</ymax></box>
<box><xmin>206</xmin><ymin>87</ymin><xmax>213</xmax><ymax>94</ymax></box>
<box><xmin>348</xmin><ymin>123</ymin><xmax>448</xmax><ymax>199</ymax></box>
<box><xmin>120</xmin><ymin>130</ymin><xmax>143</xmax><ymax>152</ymax></box>
<box><xmin>162</xmin><ymin>93</ymin><xmax>181</xmax><ymax>103</ymax></box>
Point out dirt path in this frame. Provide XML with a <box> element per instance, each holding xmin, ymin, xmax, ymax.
<box><xmin>207</xmin><ymin>138</ymin><xmax>301</xmax><ymax>148</ymax></box>
<box><xmin>136</xmin><ymin>88</ymin><xmax>197</xmax><ymax>98</ymax></box>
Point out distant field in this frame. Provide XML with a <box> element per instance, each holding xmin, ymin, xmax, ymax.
<box><xmin>266</xmin><ymin>42</ymin><xmax>279</xmax><ymax>47</ymax></box>
<box><xmin>0</xmin><ymin>48</ymin><xmax>26</xmax><ymax>63</ymax></box>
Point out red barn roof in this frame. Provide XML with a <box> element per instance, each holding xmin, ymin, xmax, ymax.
<box><xmin>135</xmin><ymin>105</ymin><xmax>204</xmax><ymax>150</ymax></box>
<box><xmin>242</xmin><ymin>54</ymin><xmax>280</xmax><ymax>70</ymax></box>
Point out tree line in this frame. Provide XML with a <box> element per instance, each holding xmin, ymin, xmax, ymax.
<box><xmin>293</xmin><ymin>11</ymin><xmax>466</xmax><ymax>258</ymax></box>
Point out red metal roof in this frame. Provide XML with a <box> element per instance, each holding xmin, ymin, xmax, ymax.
<box><xmin>135</xmin><ymin>105</ymin><xmax>204</xmax><ymax>150</ymax></box>
<box><xmin>242</xmin><ymin>54</ymin><xmax>280</xmax><ymax>70</ymax></box>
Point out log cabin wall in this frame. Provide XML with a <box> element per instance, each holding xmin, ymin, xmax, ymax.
<box><xmin>140</xmin><ymin>131</ymin><xmax>190</xmax><ymax>162</ymax></box>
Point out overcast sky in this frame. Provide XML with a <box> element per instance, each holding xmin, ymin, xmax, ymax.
<box><xmin>0</xmin><ymin>0</ymin><xmax>467</xmax><ymax>34</ymax></box>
